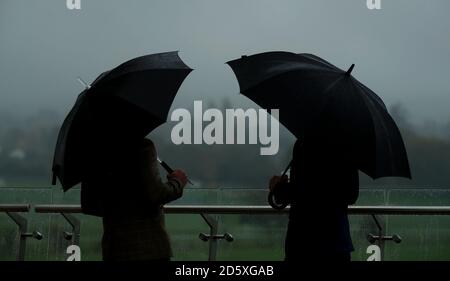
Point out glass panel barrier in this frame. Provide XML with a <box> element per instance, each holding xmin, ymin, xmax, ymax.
<box><xmin>1</xmin><ymin>186</ymin><xmax>450</xmax><ymax>261</ymax></box>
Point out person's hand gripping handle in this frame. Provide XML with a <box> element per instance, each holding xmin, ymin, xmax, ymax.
<box><xmin>157</xmin><ymin>158</ymin><xmax>194</xmax><ymax>185</ymax></box>
<box><xmin>268</xmin><ymin>160</ymin><xmax>292</xmax><ymax>210</ymax></box>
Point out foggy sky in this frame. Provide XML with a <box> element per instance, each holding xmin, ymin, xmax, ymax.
<box><xmin>1</xmin><ymin>0</ymin><xmax>450</xmax><ymax>125</ymax></box>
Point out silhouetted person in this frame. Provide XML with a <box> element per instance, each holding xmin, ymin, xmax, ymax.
<box><xmin>269</xmin><ymin>137</ymin><xmax>359</xmax><ymax>261</ymax></box>
<box><xmin>81</xmin><ymin>138</ymin><xmax>187</xmax><ymax>261</ymax></box>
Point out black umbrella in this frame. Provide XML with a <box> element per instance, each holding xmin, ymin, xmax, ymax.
<box><xmin>227</xmin><ymin>51</ymin><xmax>411</xmax><ymax>179</ymax></box>
<box><xmin>227</xmin><ymin>52</ymin><xmax>411</xmax><ymax>208</ymax></box>
<box><xmin>52</xmin><ymin>51</ymin><xmax>193</xmax><ymax>191</ymax></box>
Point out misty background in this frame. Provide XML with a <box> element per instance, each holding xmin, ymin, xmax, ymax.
<box><xmin>0</xmin><ymin>0</ymin><xmax>449</xmax><ymax>188</ymax></box>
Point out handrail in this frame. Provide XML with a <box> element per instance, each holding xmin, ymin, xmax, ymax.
<box><xmin>0</xmin><ymin>204</ymin><xmax>30</xmax><ymax>212</ymax></box>
<box><xmin>35</xmin><ymin>205</ymin><xmax>82</xmax><ymax>214</ymax></box>
<box><xmin>27</xmin><ymin>203</ymin><xmax>450</xmax><ymax>261</ymax></box>
<box><xmin>3</xmin><ymin>186</ymin><xmax>450</xmax><ymax>190</ymax></box>
<box><xmin>349</xmin><ymin>206</ymin><xmax>450</xmax><ymax>215</ymax></box>
<box><xmin>33</xmin><ymin>204</ymin><xmax>450</xmax><ymax>215</ymax></box>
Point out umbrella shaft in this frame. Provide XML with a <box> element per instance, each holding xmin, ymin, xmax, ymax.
<box><xmin>160</xmin><ymin>160</ymin><xmax>174</xmax><ymax>174</ymax></box>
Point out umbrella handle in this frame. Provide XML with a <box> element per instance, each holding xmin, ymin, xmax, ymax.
<box><xmin>158</xmin><ymin>158</ymin><xmax>194</xmax><ymax>185</ymax></box>
<box><xmin>267</xmin><ymin>160</ymin><xmax>292</xmax><ymax>210</ymax></box>
<box><xmin>159</xmin><ymin>160</ymin><xmax>174</xmax><ymax>174</ymax></box>
<box><xmin>268</xmin><ymin>192</ymin><xmax>289</xmax><ymax>210</ymax></box>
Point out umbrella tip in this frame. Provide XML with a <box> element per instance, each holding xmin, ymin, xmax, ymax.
<box><xmin>345</xmin><ymin>64</ymin><xmax>355</xmax><ymax>76</ymax></box>
<box><xmin>77</xmin><ymin>77</ymin><xmax>91</xmax><ymax>89</ymax></box>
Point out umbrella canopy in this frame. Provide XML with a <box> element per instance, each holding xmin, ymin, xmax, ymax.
<box><xmin>227</xmin><ymin>51</ymin><xmax>411</xmax><ymax>179</ymax></box>
<box><xmin>52</xmin><ymin>51</ymin><xmax>193</xmax><ymax>191</ymax></box>
<box><xmin>51</xmin><ymin>90</ymin><xmax>89</xmax><ymax>189</ymax></box>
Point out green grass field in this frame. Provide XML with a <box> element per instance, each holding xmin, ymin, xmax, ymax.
<box><xmin>1</xmin><ymin>186</ymin><xmax>450</xmax><ymax>261</ymax></box>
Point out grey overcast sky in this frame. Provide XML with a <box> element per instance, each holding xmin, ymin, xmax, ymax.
<box><xmin>1</xmin><ymin>0</ymin><xmax>449</xmax><ymax>124</ymax></box>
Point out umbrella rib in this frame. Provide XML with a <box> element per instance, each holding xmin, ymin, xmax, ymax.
<box><xmin>352</xmin><ymin>82</ymin><xmax>396</xmax><ymax>178</ymax></box>
<box><xmin>352</xmin><ymin>81</ymin><xmax>409</xmax><ymax>178</ymax></box>
<box><xmin>353</xmin><ymin>79</ymin><xmax>387</xmax><ymax>110</ymax></box>
<box><xmin>299</xmin><ymin>53</ymin><xmax>341</xmax><ymax>71</ymax></box>
<box><xmin>92</xmin><ymin>68</ymin><xmax>191</xmax><ymax>90</ymax></box>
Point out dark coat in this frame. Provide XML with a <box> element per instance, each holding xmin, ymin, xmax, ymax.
<box><xmin>81</xmin><ymin>138</ymin><xmax>183</xmax><ymax>261</ymax></box>
<box><xmin>274</xmin><ymin>139</ymin><xmax>359</xmax><ymax>260</ymax></box>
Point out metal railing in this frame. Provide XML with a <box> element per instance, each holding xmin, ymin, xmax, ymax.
<box><xmin>32</xmin><ymin>204</ymin><xmax>450</xmax><ymax>215</ymax></box>
<box><xmin>3</xmin><ymin>204</ymin><xmax>450</xmax><ymax>261</ymax></box>
<box><xmin>0</xmin><ymin>204</ymin><xmax>42</xmax><ymax>261</ymax></box>
<box><xmin>33</xmin><ymin>204</ymin><xmax>450</xmax><ymax>261</ymax></box>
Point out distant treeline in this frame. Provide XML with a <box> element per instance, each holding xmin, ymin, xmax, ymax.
<box><xmin>0</xmin><ymin>103</ymin><xmax>449</xmax><ymax>188</ymax></box>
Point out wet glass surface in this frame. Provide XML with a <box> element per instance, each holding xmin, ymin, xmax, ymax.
<box><xmin>1</xmin><ymin>186</ymin><xmax>450</xmax><ymax>260</ymax></box>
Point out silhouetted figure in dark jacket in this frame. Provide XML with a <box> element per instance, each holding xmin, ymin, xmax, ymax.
<box><xmin>81</xmin><ymin>138</ymin><xmax>187</xmax><ymax>261</ymax></box>
<box><xmin>269</xmin><ymin>138</ymin><xmax>359</xmax><ymax>261</ymax></box>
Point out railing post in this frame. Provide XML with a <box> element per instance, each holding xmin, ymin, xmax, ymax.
<box><xmin>367</xmin><ymin>214</ymin><xmax>401</xmax><ymax>261</ymax></box>
<box><xmin>373</xmin><ymin>214</ymin><xmax>385</xmax><ymax>260</ymax></box>
<box><xmin>200</xmin><ymin>213</ymin><xmax>219</xmax><ymax>261</ymax></box>
<box><xmin>6</xmin><ymin>212</ymin><xmax>43</xmax><ymax>261</ymax></box>
<box><xmin>61</xmin><ymin>213</ymin><xmax>81</xmax><ymax>246</ymax></box>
